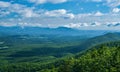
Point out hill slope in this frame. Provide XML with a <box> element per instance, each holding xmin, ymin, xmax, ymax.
<box><xmin>0</xmin><ymin>33</ymin><xmax>120</xmax><ymax>64</ymax></box>
<box><xmin>68</xmin><ymin>33</ymin><xmax>120</xmax><ymax>53</ymax></box>
<box><xmin>42</xmin><ymin>41</ymin><xmax>120</xmax><ymax>72</ymax></box>
<box><xmin>0</xmin><ymin>41</ymin><xmax>120</xmax><ymax>72</ymax></box>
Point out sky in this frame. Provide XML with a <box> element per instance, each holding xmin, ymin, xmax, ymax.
<box><xmin>0</xmin><ymin>0</ymin><xmax>120</xmax><ymax>30</ymax></box>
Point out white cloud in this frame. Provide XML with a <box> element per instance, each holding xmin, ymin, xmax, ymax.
<box><xmin>0</xmin><ymin>11</ymin><xmax>10</xmax><ymax>17</ymax></box>
<box><xmin>20</xmin><ymin>8</ymin><xmax>39</xmax><ymax>18</ymax></box>
<box><xmin>77</xmin><ymin>11</ymin><xmax>104</xmax><ymax>18</ymax></box>
<box><xmin>1</xmin><ymin>1</ymin><xmax>120</xmax><ymax>30</ymax></box>
<box><xmin>0</xmin><ymin>1</ymin><xmax>39</xmax><ymax>18</ymax></box>
<box><xmin>11</xmin><ymin>4</ymin><xmax>40</xmax><ymax>18</ymax></box>
<box><xmin>29</xmin><ymin>0</ymin><xmax>67</xmax><ymax>4</ymax></box>
<box><xmin>106</xmin><ymin>0</ymin><xmax>120</xmax><ymax>7</ymax></box>
<box><xmin>0</xmin><ymin>1</ymin><xmax>11</xmax><ymax>7</ymax></box>
<box><xmin>45</xmin><ymin>9</ymin><xmax>75</xmax><ymax>19</ymax></box>
<box><xmin>91</xmin><ymin>22</ymin><xmax>101</xmax><ymax>26</ymax></box>
<box><xmin>65</xmin><ymin>22</ymin><xmax>102</xmax><ymax>28</ymax></box>
<box><xmin>64</xmin><ymin>23</ymin><xmax>89</xmax><ymax>28</ymax></box>
<box><xmin>112</xmin><ymin>8</ymin><xmax>120</xmax><ymax>13</ymax></box>
<box><xmin>77</xmin><ymin>13</ymin><xmax>92</xmax><ymax>18</ymax></box>
<box><xmin>18</xmin><ymin>22</ymin><xmax>41</xmax><ymax>27</ymax></box>
<box><xmin>93</xmin><ymin>0</ymin><xmax>102</xmax><ymax>2</ymax></box>
<box><xmin>45</xmin><ymin>9</ymin><xmax>67</xmax><ymax>16</ymax></box>
<box><xmin>66</xmin><ymin>13</ymin><xmax>75</xmax><ymax>19</ymax></box>
<box><xmin>64</xmin><ymin>23</ymin><xmax>81</xmax><ymax>28</ymax></box>
<box><xmin>94</xmin><ymin>11</ymin><xmax>104</xmax><ymax>16</ymax></box>
<box><xmin>86</xmin><ymin>0</ymin><xmax>102</xmax><ymax>2</ymax></box>
<box><xmin>81</xmin><ymin>23</ymin><xmax>89</xmax><ymax>26</ymax></box>
<box><xmin>0</xmin><ymin>2</ymin><xmax>73</xmax><ymax>19</ymax></box>
<box><xmin>29</xmin><ymin>0</ymin><xmax>46</xmax><ymax>4</ymax></box>
<box><xmin>48</xmin><ymin>0</ymin><xmax>67</xmax><ymax>4</ymax></box>
<box><xmin>0</xmin><ymin>22</ymin><xmax>17</xmax><ymax>27</ymax></box>
<box><xmin>85</xmin><ymin>0</ymin><xmax>120</xmax><ymax>7</ymax></box>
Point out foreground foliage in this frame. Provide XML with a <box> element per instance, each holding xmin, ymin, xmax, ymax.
<box><xmin>56</xmin><ymin>41</ymin><xmax>120</xmax><ymax>72</ymax></box>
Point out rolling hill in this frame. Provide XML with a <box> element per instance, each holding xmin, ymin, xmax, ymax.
<box><xmin>0</xmin><ymin>32</ymin><xmax>120</xmax><ymax>63</ymax></box>
<box><xmin>41</xmin><ymin>41</ymin><xmax>120</xmax><ymax>72</ymax></box>
<box><xmin>0</xmin><ymin>40</ymin><xmax>120</xmax><ymax>72</ymax></box>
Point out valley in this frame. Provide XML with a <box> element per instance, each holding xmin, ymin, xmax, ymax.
<box><xmin>0</xmin><ymin>27</ymin><xmax>120</xmax><ymax>72</ymax></box>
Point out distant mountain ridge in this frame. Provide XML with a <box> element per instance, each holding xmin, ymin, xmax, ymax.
<box><xmin>0</xmin><ymin>26</ymin><xmax>116</xmax><ymax>37</ymax></box>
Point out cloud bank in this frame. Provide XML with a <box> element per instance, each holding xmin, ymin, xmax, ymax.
<box><xmin>0</xmin><ymin>0</ymin><xmax>120</xmax><ymax>30</ymax></box>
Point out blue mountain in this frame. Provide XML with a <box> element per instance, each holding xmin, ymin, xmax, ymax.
<box><xmin>0</xmin><ymin>26</ymin><xmax>116</xmax><ymax>37</ymax></box>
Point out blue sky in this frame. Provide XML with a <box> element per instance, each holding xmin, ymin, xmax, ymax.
<box><xmin>0</xmin><ymin>0</ymin><xmax>120</xmax><ymax>30</ymax></box>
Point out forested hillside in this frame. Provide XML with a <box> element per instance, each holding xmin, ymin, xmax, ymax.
<box><xmin>41</xmin><ymin>41</ymin><xmax>120</xmax><ymax>72</ymax></box>
<box><xmin>0</xmin><ymin>41</ymin><xmax>120</xmax><ymax>72</ymax></box>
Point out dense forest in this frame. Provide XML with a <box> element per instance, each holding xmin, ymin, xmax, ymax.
<box><xmin>40</xmin><ymin>41</ymin><xmax>120</xmax><ymax>72</ymax></box>
<box><xmin>0</xmin><ymin>41</ymin><xmax>120</xmax><ymax>72</ymax></box>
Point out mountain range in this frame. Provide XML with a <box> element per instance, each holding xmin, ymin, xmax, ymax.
<box><xmin>0</xmin><ymin>26</ymin><xmax>117</xmax><ymax>37</ymax></box>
